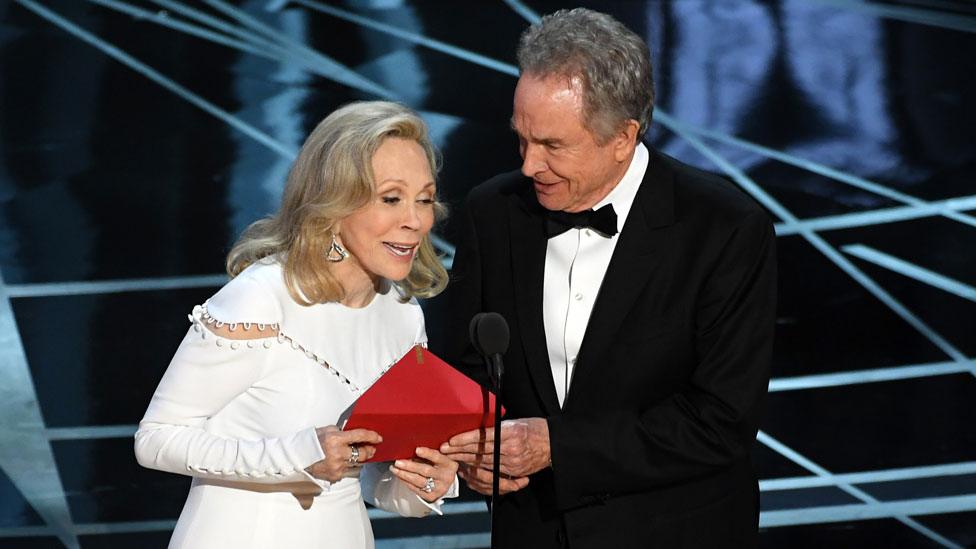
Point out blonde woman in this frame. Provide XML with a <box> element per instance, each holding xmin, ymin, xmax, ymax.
<box><xmin>135</xmin><ymin>101</ymin><xmax>459</xmax><ymax>548</ymax></box>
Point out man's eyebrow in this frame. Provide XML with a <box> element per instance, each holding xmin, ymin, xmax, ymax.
<box><xmin>510</xmin><ymin>122</ymin><xmax>562</xmax><ymax>146</ymax></box>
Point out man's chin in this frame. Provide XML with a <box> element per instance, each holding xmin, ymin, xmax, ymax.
<box><xmin>534</xmin><ymin>192</ymin><xmax>567</xmax><ymax>212</ymax></box>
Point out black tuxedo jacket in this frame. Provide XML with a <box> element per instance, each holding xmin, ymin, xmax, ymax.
<box><xmin>430</xmin><ymin>147</ymin><xmax>776</xmax><ymax>548</ymax></box>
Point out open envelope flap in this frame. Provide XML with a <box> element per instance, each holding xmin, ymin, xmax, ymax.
<box><xmin>344</xmin><ymin>346</ymin><xmax>503</xmax><ymax>461</ymax></box>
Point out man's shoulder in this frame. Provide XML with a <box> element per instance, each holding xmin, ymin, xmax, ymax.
<box><xmin>466</xmin><ymin>169</ymin><xmax>527</xmax><ymax>206</ymax></box>
<box><xmin>654</xmin><ymin>149</ymin><xmax>770</xmax><ymax>226</ymax></box>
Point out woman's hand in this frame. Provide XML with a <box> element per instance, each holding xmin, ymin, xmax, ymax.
<box><xmin>390</xmin><ymin>447</ymin><xmax>459</xmax><ymax>502</ymax></box>
<box><xmin>305</xmin><ymin>425</ymin><xmax>382</xmax><ymax>483</ymax></box>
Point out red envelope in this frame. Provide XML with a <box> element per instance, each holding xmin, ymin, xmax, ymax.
<box><xmin>343</xmin><ymin>346</ymin><xmax>501</xmax><ymax>462</ymax></box>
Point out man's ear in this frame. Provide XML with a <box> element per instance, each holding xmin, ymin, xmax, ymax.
<box><xmin>612</xmin><ymin>119</ymin><xmax>641</xmax><ymax>162</ymax></box>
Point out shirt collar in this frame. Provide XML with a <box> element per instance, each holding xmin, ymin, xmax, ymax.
<box><xmin>593</xmin><ymin>142</ymin><xmax>649</xmax><ymax>236</ymax></box>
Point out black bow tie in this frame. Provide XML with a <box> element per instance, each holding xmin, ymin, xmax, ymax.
<box><xmin>545</xmin><ymin>204</ymin><xmax>618</xmax><ymax>237</ymax></box>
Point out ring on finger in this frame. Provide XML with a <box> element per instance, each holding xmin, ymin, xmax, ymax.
<box><xmin>423</xmin><ymin>477</ymin><xmax>435</xmax><ymax>493</ymax></box>
<box><xmin>348</xmin><ymin>445</ymin><xmax>360</xmax><ymax>466</ymax></box>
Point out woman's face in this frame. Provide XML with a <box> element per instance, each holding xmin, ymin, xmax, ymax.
<box><xmin>338</xmin><ymin>137</ymin><xmax>437</xmax><ymax>283</ymax></box>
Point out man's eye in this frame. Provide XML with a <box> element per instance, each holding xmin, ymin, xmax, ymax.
<box><xmin>381</xmin><ymin>196</ymin><xmax>400</xmax><ymax>204</ymax></box>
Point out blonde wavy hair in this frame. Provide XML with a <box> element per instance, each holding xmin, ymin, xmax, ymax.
<box><xmin>226</xmin><ymin>101</ymin><xmax>449</xmax><ymax>305</ymax></box>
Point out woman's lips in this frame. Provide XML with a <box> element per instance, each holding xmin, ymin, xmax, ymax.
<box><xmin>383</xmin><ymin>242</ymin><xmax>418</xmax><ymax>259</ymax></box>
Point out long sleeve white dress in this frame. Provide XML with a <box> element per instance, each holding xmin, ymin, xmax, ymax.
<box><xmin>134</xmin><ymin>259</ymin><xmax>457</xmax><ymax>548</ymax></box>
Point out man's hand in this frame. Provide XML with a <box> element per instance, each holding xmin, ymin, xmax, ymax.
<box><xmin>457</xmin><ymin>463</ymin><xmax>530</xmax><ymax>496</ymax></box>
<box><xmin>441</xmin><ymin>418</ymin><xmax>551</xmax><ymax>478</ymax></box>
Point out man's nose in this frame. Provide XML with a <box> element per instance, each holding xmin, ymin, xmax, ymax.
<box><xmin>521</xmin><ymin>143</ymin><xmax>547</xmax><ymax>178</ymax></box>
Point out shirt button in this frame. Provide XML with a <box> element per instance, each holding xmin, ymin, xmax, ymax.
<box><xmin>585</xmin><ymin>229</ymin><xmax>592</xmax><ymax>236</ymax></box>
<box><xmin>574</xmin><ymin>292</ymin><xmax>583</xmax><ymax>301</ymax></box>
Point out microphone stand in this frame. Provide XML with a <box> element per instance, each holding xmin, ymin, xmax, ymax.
<box><xmin>490</xmin><ymin>353</ymin><xmax>504</xmax><ymax>502</ymax></box>
<box><xmin>489</xmin><ymin>352</ymin><xmax>504</xmax><ymax>547</ymax></box>
<box><xmin>468</xmin><ymin>311</ymin><xmax>509</xmax><ymax>548</ymax></box>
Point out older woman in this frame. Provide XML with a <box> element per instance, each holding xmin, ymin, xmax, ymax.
<box><xmin>135</xmin><ymin>101</ymin><xmax>458</xmax><ymax>548</ymax></box>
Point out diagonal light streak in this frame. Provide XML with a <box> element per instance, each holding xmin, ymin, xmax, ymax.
<box><xmin>500</xmin><ymin>0</ymin><xmax>541</xmax><ymax>24</ymax></box>
<box><xmin>757</xmin><ymin>431</ymin><xmax>960</xmax><ymax>546</ymax></box>
<box><xmin>682</xmin><ymin>124</ymin><xmax>976</xmax><ymax>230</ymax></box>
<box><xmin>14</xmin><ymin>0</ymin><xmax>455</xmax><ymax>260</ymax></box>
<box><xmin>812</xmin><ymin>0</ymin><xmax>976</xmax><ymax>34</ymax></box>
<box><xmin>6</xmin><ymin>274</ymin><xmax>229</xmax><ymax>298</ymax></box>
<box><xmin>85</xmin><ymin>0</ymin><xmax>271</xmax><ymax>59</ymax></box>
<box><xmin>761</xmin><ymin>461</ymin><xmax>976</xmax><ymax>492</ymax></box>
<box><xmin>768</xmin><ymin>358</ymin><xmax>976</xmax><ymax>391</ymax></box>
<box><xmin>149</xmin><ymin>0</ymin><xmax>296</xmax><ymax>53</ymax></box>
<box><xmin>146</xmin><ymin>0</ymin><xmax>317</xmax><ymax>75</ymax></box>
<box><xmin>760</xmin><ymin>494</ymin><xmax>976</xmax><ymax>529</ymax></box>
<box><xmin>374</xmin><ymin>534</ymin><xmax>490</xmax><ymax>549</ymax></box>
<box><xmin>147</xmin><ymin>0</ymin><xmax>393</xmax><ymax>97</ymax></box>
<box><xmin>38</xmin><ymin>422</ymin><xmax>976</xmax><ymax>496</ymax></box>
<box><xmin>198</xmin><ymin>0</ymin><xmax>395</xmax><ymax>98</ymax></box>
<box><xmin>32</xmin><ymin>423</ymin><xmax>976</xmax><ymax>521</ymax></box>
<box><xmin>0</xmin><ymin>503</ymin><xmax>491</xmax><ymax>537</ymax></box>
<box><xmin>85</xmin><ymin>0</ymin><xmax>322</xmax><ymax>72</ymax></box>
<box><xmin>46</xmin><ymin>425</ymin><xmax>138</xmax><ymax>441</ymax></box>
<box><xmin>0</xmin><ymin>269</ymin><xmax>78</xmax><ymax>549</ymax></box>
<box><xmin>843</xmin><ymin>244</ymin><xmax>976</xmax><ymax>302</ymax></box>
<box><xmin>291</xmin><ymin>0</ymin><xmax>520</xmax><ymax>77</ymax></box>
<box><xmin>774</xmin><ymin>195</ymin><xmax>976</xmax><ymax>236</ymax></box>
<box><xmin>656</xmin><ymin>110</ymin><xmax>966</xmax><ymax>364</ymax></box>
<box><xmin>14</xmin><ymin>0</ymin><xmax>297</xmax><ymax>158</ymax></box>
<box><xmin>658</xmin><ymin>123</ymin><xmax>967</xmax><ymax>544</ymax></box>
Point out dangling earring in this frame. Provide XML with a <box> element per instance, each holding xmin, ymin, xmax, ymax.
<box><xmin>326</xmin><ymin>232</ymin><xmax>349</xmax><ymax>262</ymax></box>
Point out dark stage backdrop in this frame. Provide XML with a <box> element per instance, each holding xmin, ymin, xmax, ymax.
<box><xmin>1</xmin><ymin>1</ymin><xmax>974</xmax><ymax>547</ymax></box>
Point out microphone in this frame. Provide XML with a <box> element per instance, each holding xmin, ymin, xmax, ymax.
<box><xmin>469</xmin><ymin>313</ymin><xmax>486</xmax><ymax>357</ymax></box>
<box><xmin>468</xmin><ymin>312</ymin><xmax>509</xmax><ymax>541</ymax></box>
<box><xmin>470</xmin><ymin>312</ymin><xmax>509</xmax><ymax>388</ymax></box>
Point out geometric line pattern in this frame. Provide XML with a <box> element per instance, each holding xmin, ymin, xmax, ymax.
<box><xmin>4</xmin><ymin>0</ymin><xmax>973</xmax><ymax>547</ymax></box>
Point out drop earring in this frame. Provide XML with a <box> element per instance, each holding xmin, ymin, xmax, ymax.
<box><xmin>326</xmin><ymin>232</ymin><xmax>349</xmax><ymax>262</ymax></box>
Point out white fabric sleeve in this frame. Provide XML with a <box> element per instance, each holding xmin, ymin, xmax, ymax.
<box><xmin>359</xmin><ymin>462</ymin><xmax>459</xmax><ymax>517</ymax></box>
<box><xmin>134</xmin><ymin>275</ymin><xmax>324</xmax><ymax>486</ymax></box>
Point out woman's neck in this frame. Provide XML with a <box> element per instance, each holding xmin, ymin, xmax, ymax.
<box><xmin>332</xmin><ymin>258</ymin><xmax>380</xmax><ymax>308</ymax></box>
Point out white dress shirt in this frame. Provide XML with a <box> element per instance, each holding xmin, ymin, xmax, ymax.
<box><xmin>543</xmin><ymin>143</ymin><xmax>650</xmax><ymax>406</ymax></box>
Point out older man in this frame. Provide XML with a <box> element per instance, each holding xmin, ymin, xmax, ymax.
<box><xmin>434</xmin><ymin>8</ymin><xmax>776</xmax><ymax>548</ymax></box>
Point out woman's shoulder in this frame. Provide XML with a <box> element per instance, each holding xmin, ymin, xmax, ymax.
<box><xmin>205</xmin><ymin>259</ymin><xmax>285</xmax><ymax>325</ymax></box>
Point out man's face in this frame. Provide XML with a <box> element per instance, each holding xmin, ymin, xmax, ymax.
<box><xmin>512</xmin><ymin>74</ymin><xmax>633</xmax><ymax>213</ymax></box>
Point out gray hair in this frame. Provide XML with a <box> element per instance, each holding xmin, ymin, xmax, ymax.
<box><xmin>517</xmin><ymin>8</ymin><xmax>654</xmax><ymax>142</ymax></box>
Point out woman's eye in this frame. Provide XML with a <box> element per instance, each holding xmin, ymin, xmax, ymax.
<box><xmin>418</xmin><ymin>198</ymin><xmax>436</xmax><ymax>205</ymax></box>
<box><xmin>381</xmin><ymin>196</ymin><xmax>400</xmax><ymax>205</ymax></box>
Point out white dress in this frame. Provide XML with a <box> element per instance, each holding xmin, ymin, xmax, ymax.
<box><xmin>135</xmin><ymin>259</ymin><xmax>457</xmax><ymax>548</ymax></box>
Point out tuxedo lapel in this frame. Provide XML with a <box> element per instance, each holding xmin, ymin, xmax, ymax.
<box><xmin>564</xmin><ymin>150</ymin><xmax>676</xmax><ymax>410</ymax></box>
<box><xmin>508</xmin><ymin>184</ymin><xmax>562</xmax><ymax>416</ymax></box>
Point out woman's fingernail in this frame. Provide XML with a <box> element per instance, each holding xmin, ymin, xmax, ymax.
<box><xmin>394</xmin><ymin>460</ymin><xmax>405</xmax><ymax>468</ymax></box>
